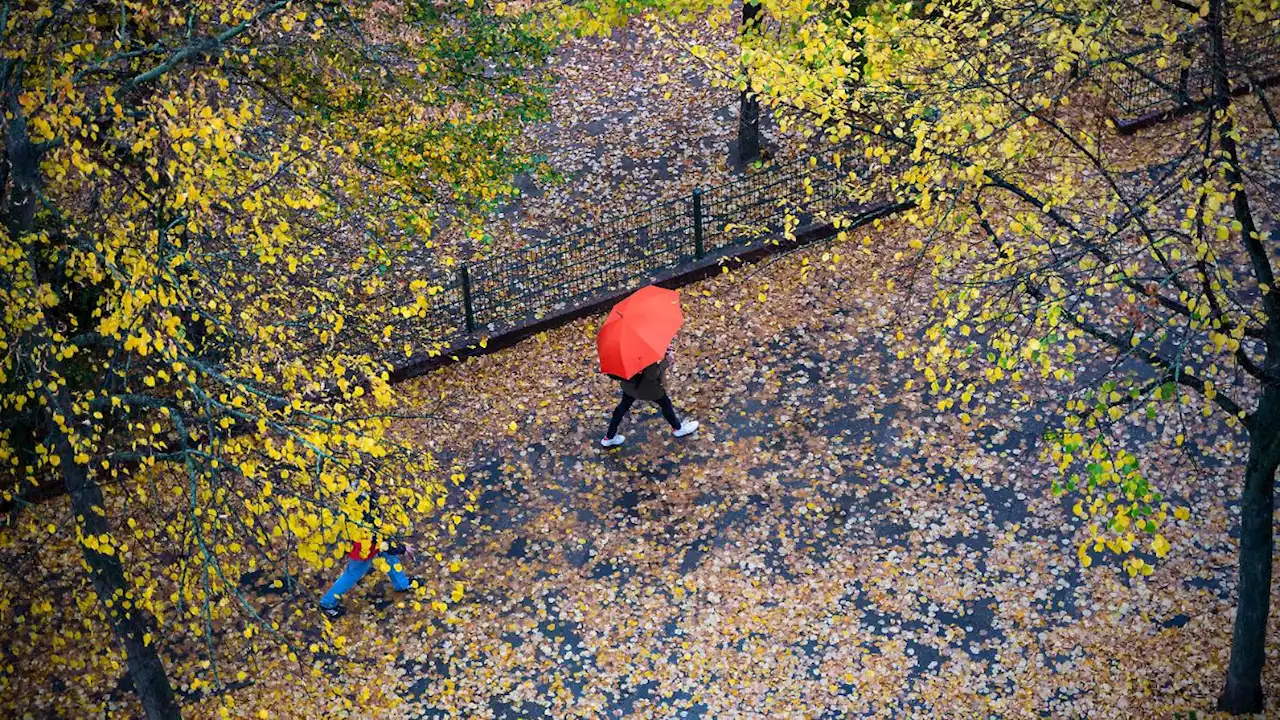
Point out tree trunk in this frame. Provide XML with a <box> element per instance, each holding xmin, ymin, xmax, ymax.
<box><xmin>1219</xmin><ymin>411</ymin><xmax>1280</xmax><ymax>712</ymax></box>
<box><xmin>6</xmin><ymin>50</ymin><xmax>181</xmax><ymax>720</ymax></box>
<box><xmin>16</xmin><ymin>122</ymin><xmax>183</xmax><ymax>717</ymax></box>
<box><xmin>736</xmin><ymin>0</ymin><xmax>763</xmax><ymax>164</ymax></box>
<box><xmin>1208</xmin><ymin>0</ymin><xmax>1280</xmax><ymax>707</ymax></box>
<box><xmin>48</xmin><ymin>406</ymin><xmax>183</xmax><ymax>719</ymax></box>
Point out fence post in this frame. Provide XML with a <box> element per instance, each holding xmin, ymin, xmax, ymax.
<box><xmin>460</xmin><ymin>265</ymin><xmax>476</xmax><ymax>333</ymax></box>
<box><xmin>692</xmin><ymin>187</ymin><xmax>705</xmax><ymax>260</ymax></box>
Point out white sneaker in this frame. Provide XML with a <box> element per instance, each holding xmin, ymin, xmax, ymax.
<box><xmin>673</xmin><ymin>420</ymin><xmax>699</xmax><ymax>438</ymax></box>
<box><xmin>601</xmin><ymin>434</ymin><xmax>625</xmax><ymax>447</ymax></box>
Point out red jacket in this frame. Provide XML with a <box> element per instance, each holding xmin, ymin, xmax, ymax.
<box><xmin>348</xmin><ymin>541</ymin><xmax>378</xmax><ymax>561</ymax></box>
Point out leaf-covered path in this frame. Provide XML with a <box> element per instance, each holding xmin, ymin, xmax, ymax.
<box><xmin>361</xmin><ymin>227</ymin><xmax>1259</xmax><ymax>719</ymax></box>
<box><xmin>422</xmin><ymin>17</ymin><xmax>803</xmax><ymax>265</ymax></box>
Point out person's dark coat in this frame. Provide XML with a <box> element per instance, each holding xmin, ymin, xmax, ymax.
<box><xmin>619</xmin><ymin>359</ymin><xmax>669</xmax><ymax>401</ymax></box>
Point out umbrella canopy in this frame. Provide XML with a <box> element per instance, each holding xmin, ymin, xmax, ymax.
<box><xmin>597</xmin><ymin>285</ymin><xmax>684</xmax><ymax>379</ymax></box>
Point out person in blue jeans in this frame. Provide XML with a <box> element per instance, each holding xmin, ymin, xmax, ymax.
<box><xmin>319</xmin><ymin>539</ymin><xmax>416</xmax><ymax>618</ymax></box>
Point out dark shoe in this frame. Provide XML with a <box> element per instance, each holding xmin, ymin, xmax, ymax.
<box><xmin>319</xmin><ymin>602</ymin><xmax>346</xmax><ymax>619</ymax></box>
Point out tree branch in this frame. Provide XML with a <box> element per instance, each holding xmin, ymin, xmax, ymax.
<box><xmin>116</xmin><ymin>2</ymin><xmax>290</xmax><ymax>100</ymax></box>
<box><xmin>973</xmin><ymin>197</ymin><xmax>1249</xmax><ymax>423</ymax></box>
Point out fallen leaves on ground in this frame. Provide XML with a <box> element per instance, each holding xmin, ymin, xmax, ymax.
<box><xmin>360</xmin><ymin>216</ymin><xmax>1259</xmax><ymax>719</ymax></box>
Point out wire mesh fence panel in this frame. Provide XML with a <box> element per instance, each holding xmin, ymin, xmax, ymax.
<box><xmin>1237</xmin><ymin>18</ymin><xmax>1280</xmax><ymax>79</ymax></box>
<box><xmin>967</xmin><ymin>13</ymin><xmax>1064</xmax><ymax>99</ymax></box>
<box><xmin>1106</xmin><ymin>35</ymin><xmax>1214</xmax><ymax>119</ymax></box>
<box><xmin>467</xmin><ymin>197</ymin><xmax>694</xmax><ymax>335</ymax></box>
<box><xmin>289</xmin><ymin>261</ymin><xmax>469</xmax><ymax>366</ymax></box>
<box><xmin>702</xmin><ymin>151</ymin><xmax>831</xmax><ymax>253</ymax></box>
<box><xmin>376</xmin><ymin>268</ymin><xmax>471</xmax><ymax>363</ymax></box>
<box><xmin>372</xmin><ymin>137</ymin><xmax>898</xmax><ymax>367</ymax></box>
<box><xmin>1104</xmin><ymin>16</ymin><xmax>1280</xmax><ymax>123</ymax></box>
<box><xmin>700</xmin><ymin>141</ymin><xmax>875</xmax><ymax>255</ymax></box>
<box><xmin>801</xmin><ymin>150</ymin><xmax>872</xmax><ymax>216</ymax></box>
<box><xmin>701</xmin><ymin>167</ymin><xmax>802</xmax><ymax>254</ymax></box>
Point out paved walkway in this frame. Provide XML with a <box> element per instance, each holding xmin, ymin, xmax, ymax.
<box><xmin>367</xmin><ymin>229</ymin><xmax>1250</xmax><ymax>719</ymax></box>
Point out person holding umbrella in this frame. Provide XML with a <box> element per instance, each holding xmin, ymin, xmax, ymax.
<box><xmin>597</xmin><ymin>285</ymin><xmax>698</xmax><ymax>447</ymax></box>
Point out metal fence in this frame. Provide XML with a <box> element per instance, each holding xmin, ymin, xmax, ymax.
<box><xmin>1104</xmin><ymin>16</ymin><xmax>1280</xmax><ymax>127</ymax></box>
<box><xmin>376</xmin><ymin>141</ymin><xmax>881</xmax><ymax>364</ymax></box>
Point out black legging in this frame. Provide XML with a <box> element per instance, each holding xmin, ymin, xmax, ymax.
<box><xmin>606</xmin><ymin>393</ymin><xmax>681</xmax><ymax>438</ymax></box>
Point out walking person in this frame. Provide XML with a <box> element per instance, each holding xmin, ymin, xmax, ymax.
<box><xmin>318</xmin><ymin>537</ymin><xmax>417</xmax><ymax>618</ymax></box>
<box><xmin>602</xmin><ymin>346</ymin><xmax>697</xmax><ymax>446</ymax></box>
<box><xmin>318</xmin><ymin>493</ymin><xmax>418</xmax><ymax>618</ymax></box>
<box><xmin>596</xmin><ymin>285</ymin><xmax>698</xmax><ymax>447</ymax></box>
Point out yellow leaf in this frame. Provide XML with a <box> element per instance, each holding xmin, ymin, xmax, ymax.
<box><xmin>1152</xmin><ymin>534</ymin><xmax>1171</xmax><ymax>558</ymax></box>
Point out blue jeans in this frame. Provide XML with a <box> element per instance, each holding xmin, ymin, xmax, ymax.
<box><xmin>320</xmin><ymin>553</ymin><xmax>409</xmax><ymax>608</ymax></box>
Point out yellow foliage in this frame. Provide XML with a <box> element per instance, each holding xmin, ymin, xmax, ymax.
<box><xmin>0</xmin><ymin>0</ymin><xmax>554</xmax><ymax>715</ymax></box>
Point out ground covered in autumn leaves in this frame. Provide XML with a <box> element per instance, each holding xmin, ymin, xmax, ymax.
<box><xmin>419</xmin><ymin>16</ymin><xmax>803</xmax><ymax>267</ymax></box>
<box><xmin>262</xmin><ymin>220</ymin><xmax>1258</xmax><ymax>720</ymax></box>
<box><xmin>15</xmin><ymin>19</ymin><xmax>1280</xmax><ymax>720</ymax></box>
<box><xmin>27</xmin><ymin>215</ymin><xmax>1262</xmax><ymax>720</ymax></box>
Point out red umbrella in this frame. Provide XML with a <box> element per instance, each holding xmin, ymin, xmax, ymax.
<box><xmin>597</xmin><ymin>285</ymin><xmax>684</xmax><ymax>379</ymax></box>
